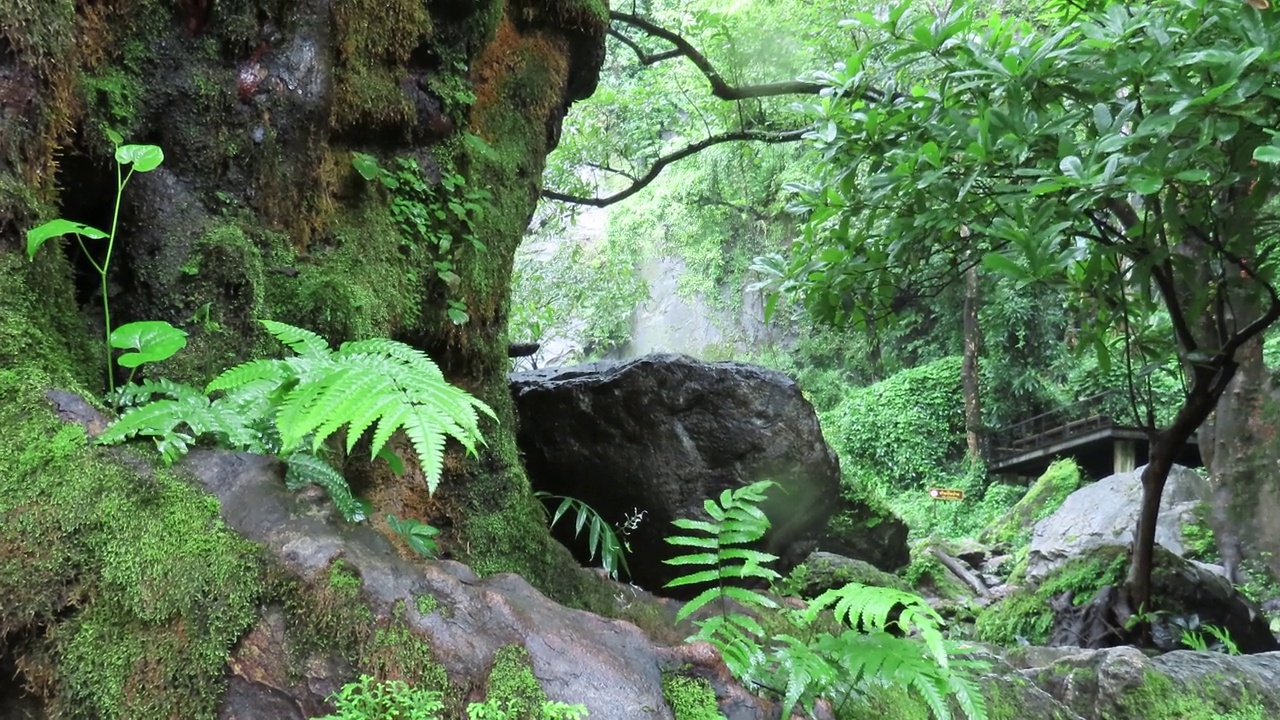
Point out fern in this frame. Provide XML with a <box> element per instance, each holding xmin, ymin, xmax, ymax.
<box><xmin>96</xmin><ymin>321</ymin><xmax>494</xmax><ymax>520</ymax></box>
<box><xmin>537</xmin><ymin>492</ymin><xmax>631</xmax><ymax>580</ymax></box>
<box><xmin>206</xmin><ymin>323</ymin><xmax>495</xmax><ymax>494</ymax></box>
<box><xmin>662</xmin><ymin>481</ymin><xmax>780</xmax><ymax>680</ymax></box>
<box><xmin>284</xmin><ymin>450</ymin><xmax>365</xmax><ymax>522</ymax></box>
<box><xmin>661</xmin><ymin>482</ymin><xmax>988</xmax><ymax>720</ymax></box>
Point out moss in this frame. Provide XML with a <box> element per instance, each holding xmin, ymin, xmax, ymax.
<box><xmin>1182</xmin><ymin>501</ymin><xmax>1220</xmax><ymax>563</ymax></box>
<box><xmin>974</xmin><ymin>547</ymin><xmax>1128</xmax><ymax>646</ymax></box>
<box><xmin>330</xmin><ymin>0</ymin><xmax>435</xmax><ymax>132</ymax></box>
<box><xmin>982</xmin><ymin>458</ymin><xmax>1082</xmax><ymax>549</ymax></box>
<box><xmin>0</xmin><ymin>0</ymin><xmax>76</xmax><ymax>70</ymax></box>
<box><xmin>1110</xmin><ymin>670</ymin><xmax>1274</xmax><ymax>719</ymax></box>
<box><xmin>415</xmin><ymin>593</ymin><xmax>439</xmax><ymax>616</ymax></box>
<box><xmin>830</xmin><ymin>683</ymin><xmax>933</xmax><ymax>719</ymax></box>
<box><xmin>784</xmin><ymin>553</ymin><xmax>911</xmax><ymax>598</ymax></box>
<box><xmin>265</xmin><ymin>205</ymin><xmax>421</xmax><ymax>344</ymax></box>
<box><xmin>903</xmin><ymin>547</ymin><xmax>971</xmax><ymax>601</ymax></box>
<box><xmin>481</xmin><ymin>645</ymin><xmax>549</xmax><ymax>714</ymax></box>
<box><xmin>0</xmin><ymin>249</ymin><xmax>98</xmax><ymax>389</ymax></box>
<box><xmin>662</xmin><ymin>674</ymin><xmax>727</xmax><ymax>720</ymax></box>
<box><xmin>0</xmin><ymin>369</ymin><xmax>266</xmax><ymax>718</ymax></box>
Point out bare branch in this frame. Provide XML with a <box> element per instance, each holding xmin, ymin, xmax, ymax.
<box><xmin>542</xmin><ymin>129</ymin><xmax>808</xmax><ymax>207</ymax></box>
<box><xmin>607</xmin><ymin>27</ymin><xmax>682</xmax><ymax>65</ymax></box>
<box><xmin>610</xmin><ymin>11</ymin><xmax>844</xmax><ymax>101</ymax></box>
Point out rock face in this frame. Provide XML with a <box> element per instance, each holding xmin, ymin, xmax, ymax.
<box><xmin>1002</xmin><ymin>645</ymin><xmax>1280</xmax><ymax>720</ymax></box>
<box><xmin>1043</xmin><ymin>545</ymin><xmax>1278</xmax><ymax>654</ymax></box>
<box><xmin>510</xmin><ymin>354</ymin><xmax>851</xmax><ymax>592</ymax></box>
<box><xmin>1027</xmin><ymin>464</ymin><xmax>1210</xmax><ymax>584</ymax></box>
<box><xmin>184</xmin><ymin>447</ymin><xmax>794</xmax><ymax>720</ymax></box>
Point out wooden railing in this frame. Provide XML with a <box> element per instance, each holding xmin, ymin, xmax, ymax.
<box><xmin>991</xmin><ymin>391</ymin><xmax>1118</xmax><ymax>462</ymax></box>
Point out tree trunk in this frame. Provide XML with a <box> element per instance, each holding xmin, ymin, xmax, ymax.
<box><xmin>1198</xmin><ymin>336</ymin><xmax>1267</xmax><ymax>584</ymax></box>
<box><xmin>961</xmin><ymin>264</ymin><xmax>985</xmax><ymax>460</ymax></box>
<box><xmin>1127</xmin><ymin>363</ymin><xmax>1237</xmax><ymax>611</ymax></box>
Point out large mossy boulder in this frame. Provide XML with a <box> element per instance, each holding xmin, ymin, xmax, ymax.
<box><xmin>510</xmin><ymin>354</ymin><xmax>878</xmax><ymax>592</ymax></box>
<box><xmin>1027</xmin><ymin>464</ymin><xmax>1210</xmax><ymax>584</ymax></box>
<box><xmin>1003</xmin><ymin>645</ymin><xmax>1280</xmax><ymax>720</ymax></box>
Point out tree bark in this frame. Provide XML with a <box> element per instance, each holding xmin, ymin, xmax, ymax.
<box><xmin>961</xmin><ymin>264</ymin><xmax>985</xmax><ymax>460</ymax></box>
<box><xmin>1197</xmin><ymin>336</ymin><xmax>1266</xmax><ymax>584</ymax></box>
<box><xmin>1127</xmin><ymin>364</ymin><xmax>1237</xmax><ymax>611</ymax></box>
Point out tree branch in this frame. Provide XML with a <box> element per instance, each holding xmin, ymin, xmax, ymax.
<box><xmin>610</xmin><ymin>12</ymin><xmax>840</xmax><ymax>101</ymax></box>
<box><xmin>542</xmin><ymin>129</ymin><xmax>808</xmax><ymax>207</ymax></box>
<box><xmin>607</xmin><ymin>27</ymin><xmax>682</xmax><ymax>66</ymax></box>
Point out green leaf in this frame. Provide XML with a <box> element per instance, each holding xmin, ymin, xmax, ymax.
<box><xmin>26</xmin><ymin>219</ymin><xmax>108</xmax><ymax>260</ymax></box>
<box><xmin>1252</xmin><ymin>145</ymin><xmax>1280</xmax><ymax>165</ymax></box>
<box><xmin>1174</xmin><ymin>168</ymin><xmax>1211</xmax><ymax>183</ymax></box>
<box><xmin>377</xmin><ymin>446</ymin><xmax>405</xmax><ymax>475</ymax></box>
<box><xmin>1128</xmin><ymin>174</ymin><xmax>1164</xmax><ymax>195</ymax></box>
<box><xmin>352</xmin><ymin>152</ymin><xmax>382</xmax><ymax>181</ymax></box>
<box><xmin>981</xmin><ymin>253</ymin><xmax>1028</xmax><ymax>279</ymax></box>
<box><xmin>1059</xmin><ymin>155</ymin><xmax>1085</xmax><ymax>180</ymax></box>
<box><xmin>1092</xmin><ymin>103</ymin><xmax>1111</xmax><ymax>131</ymax></box>
<box><xmin>110</xmin><ymin>320</ymin><xmax>189</xmax><ymax>369</ymax></box>
<box><xmin>115</xmin><ymin>144</ymin><xmax>164</xmax><ymax>172</ymax></box>
<box><xmin>104</xmin><ymin>128</ymin><xmax>124</xmax><ymax>146</ymax></box>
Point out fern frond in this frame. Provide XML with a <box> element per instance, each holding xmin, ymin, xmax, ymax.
<box><xmin>205</xmin><ymin>358</ymin><xmax>289</xmax><ymax>393</ymax></box>
<box><xmin>113</xmin><ymin>378</ymin><xmax>204</xmax><ymax>407</ymax></box>
<box><xmin>236</xmin><ymin>326</ymin><xmax>492</xmax><ymax>494</ymax></box>
<box><xmin>284</xmin><ymin>451</ymin><xmax>365</xmax><ymax>522</ymax></box>
<box><xmin>339</xmin><ymin>338</ymin><xmax>446</xmax><ymax>381</ymax></box>
<box><xmin>536</xmin><ymin>492</ymin><xmax>632</xmax><ymax>580</ymax></box>
<box><xmin>96</xmin><ymin>393</ymin><xmax>259</xmax><ymax>464</ymax></box>
<box><xmin>261</xmin><ymin>319</ymin><xmax>333</xmax><ymax>358</ymax></box>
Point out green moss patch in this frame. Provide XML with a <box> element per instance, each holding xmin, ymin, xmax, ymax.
<box><xmin>974</xmin><ymin>546</ymin><xmax>1128</xmax><ymax>646</ymax></box>
<box><xmin>662</xmin><ymin>674</ymin><xmax>726</xmax><ymax>720</ymax></box>
<box><xmin>0</xmin><ymin>370</ymin><xmax>265</xmax><ymax>718</ymax></box>
<box><xmin>982</xmin><ymin>458</ymin><xmax>1083</xmax><ymax>549</ymax></box>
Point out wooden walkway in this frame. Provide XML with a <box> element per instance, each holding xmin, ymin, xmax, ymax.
<box><xmin>989</xmin><ymin>393</ymin><xmax>1201</xmax><ymax>478</ymax></box>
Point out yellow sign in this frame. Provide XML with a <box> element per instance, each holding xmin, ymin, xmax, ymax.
<box><xmin>928</xmin><ymin>488</ymin><xmax>965</xmax><ymax>501</ymax></box>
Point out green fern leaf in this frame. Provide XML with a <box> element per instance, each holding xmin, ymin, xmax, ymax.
<box><xmin>205</xmin><ymin>358</ymin><xmax>288</xmax><ymax>393</ymax></box>
<box><xmin>261</xmin><ymin>319</ymin><xmax>332</xmax><ymax>357</ymax></box>
<box><xmin>284</xmin><ymin>451</ymin><xmax>365</xmax><ymax>522</ymax></box>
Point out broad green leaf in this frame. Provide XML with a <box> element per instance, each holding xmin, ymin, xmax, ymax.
<box><xmin>982</xmin><ymin>253</ymin><xmax>1028</xmax><ymax>279</ymax></box>
<box><xmin>115</xmin><ymin>144</ymin><xmax>164</xmax><ymax>172</ymax></box>
<box><xmin>1059</xmin><ymin>156</ymin><xmax>1085</xmax><ymax>180</ymax></box>
<box><xmin>1128</xmin><ymin>174</ymin><xmax>1164</xmax><ymax>195</ymax></box>
<box><xmin>26</xmin><ymin>219</ymin><xmax>108</xmax><ymax>260</ymax></box>
<box><xmin>110</xmin><ymin>320</ymin><xmax>189</xmax><ymax>369</ymax></box>
<box><xmin>1092</xmin><ymin>103</ymin><xmax>1111</xmax><ymax>131</ymax></box>
<box><xmin>104</xmin><ymin>128</ymin><xmax>123</xmax><ymax>146</ymax></box>
<box><xmin>351</xmin><ymin>152</ymin><xmax>382</xmax><ymax>181</ymax></box>
<box><xmin>1253</xmin><ymin>146</ymin><xmax>1280</xmax><ymax>164</ymax></box>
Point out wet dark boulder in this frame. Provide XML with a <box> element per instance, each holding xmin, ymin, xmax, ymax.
<box><xmin>509</xmin><ymin>354</ymin><xmax>900</xmax><ymax>593</ymax></box>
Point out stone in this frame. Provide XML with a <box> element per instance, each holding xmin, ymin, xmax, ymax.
<box><xmin>510</xmin><ymin>354</ymin><xmax>876</xmax><ymax>592</ymax></box>
<box><xmin>1027</xmin><ymin>464</ymin><xmax>1209</xmax><ymax>584</ymax></box>
<box><xmin>1010</xmin><ymin>645</ymin><xmax>1280</xmax><ymax>719</ymax></box>
<box><xmin>1043</xmin><ymin>546</ymin><xmax>1278</xmax><ymax>654</ymax></box>
<box><xmin>175</xmin><ymin>447</ymin><xmax>800</xmax><ymax>720</ymax></box>
<box><xmin>786</xmin><ymin>551</ymin><xmax>910</xmax><ymax>598</ymax></box>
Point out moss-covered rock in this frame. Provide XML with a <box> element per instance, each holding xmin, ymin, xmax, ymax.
<box><xmin>983</xmin><ymin>458</ymin><xmax>1083</xmax><ymax>549</ymax></box>
<box><xmin>784</xmin><ymin>551</ymin><xmax>912</xmax><ymax>598</ymax></box>
<box><xmin>974</xmin><ymin>547</ymin><xmax>1129</xmax><ymax>646</ymax></box>
<box><xmin>0</xmin><ymin>373</ymin><xmax>266</xmax><ymax>718</ymax></box>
